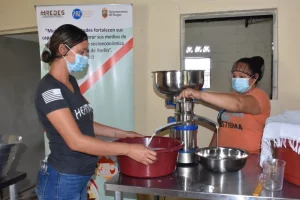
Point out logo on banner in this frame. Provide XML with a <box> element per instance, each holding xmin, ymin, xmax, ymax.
<box><xmin>105</xmin><ymin>9</ymin><xmax>128</xmax><ymax>18</ymax></box>
<box><xmin>102</xmin><ymin>8</ymin><xmax>108</xmax><ymax>18</ymax></box>
<box><xmin>72</xmin><ymin>8</ymin><xmax>82</xmax><ymax>20</ymax></box>
<box><xmin>40</xmin><ymin>10</ymin><xmax>65</xmax><ymax>18</ymax></box>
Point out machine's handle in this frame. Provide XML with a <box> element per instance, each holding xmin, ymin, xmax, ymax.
<box><xmin>192</xmin><ymin>114</ymin><xmax>219</xmax><ymax>129</ymax></box>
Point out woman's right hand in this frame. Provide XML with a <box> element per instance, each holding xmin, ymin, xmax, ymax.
<box><xmin>127</xmin><ymin>144</ymin><xmax>157</xmax><ymax>165</ymax></box>
<box><xmin>178</xmin><ymin>88</ymin><xmax>202</xmax><ymax>100</ymax></box>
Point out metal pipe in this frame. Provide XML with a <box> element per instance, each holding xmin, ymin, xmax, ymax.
<box><xmin>192</xmin><ymin>114</ymin><xmax>218</xmax><ymax>129</ymax></box>
<box><xmin>114</xmin><ymin>191</ymin><xmax>123</xmax><ymax>200</ymax></box>
<box><xmin>9</xmin><ymin>184</ymin><xmax>17</xmax><ymax>200</ymax></box>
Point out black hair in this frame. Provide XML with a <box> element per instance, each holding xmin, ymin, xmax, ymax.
<box><xmin>231</xmin><ymin>56</ymin><xmax>265</xmax><ymax>81</ymax></box>
<box><xmin>41</xmin><ymin>24</ymin><xmax>88</xmax><ymax>64</ymax></box>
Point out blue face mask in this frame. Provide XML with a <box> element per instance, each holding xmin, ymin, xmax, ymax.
<box><xmin>63</xmin><ymin>45</ymin><xmax>88</xmax><ymax>73</ymax></box>
<box><xmin>232</xmin><ymin>78</ymin><xmax>256</xmax><ymax>93</ymax></box>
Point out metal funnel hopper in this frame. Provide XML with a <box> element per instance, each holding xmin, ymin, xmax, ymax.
<box><xmin>152</xmin><ymin>70</ymin><xmax>205</xmax><ymax>96</ymax></box>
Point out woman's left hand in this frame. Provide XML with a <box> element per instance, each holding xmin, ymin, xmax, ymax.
<box><xmin>116</xmin><ymin>130</ymin><xmax>143</xmax><ymax>138</ymax></box>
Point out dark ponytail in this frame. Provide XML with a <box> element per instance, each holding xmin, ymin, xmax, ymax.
<box><xmin>250</xmin><ymin>56</ymin><xmax>264</xmax><ymax>81</ymax></box>
<box><xmin>41</xmin><ymin>24</ymin><xmax>88</xmax><ymax>64</ymax></box>
<box><xmin>41</xmin><ymin>43</ymin><xmax>52</xmax><ymax>63</ymax></box>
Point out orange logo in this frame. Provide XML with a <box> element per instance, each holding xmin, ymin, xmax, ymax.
<box><xmin>102</xmin><ymin>8</ymin><xmax>108</xmax><ymax>18</ymax></box>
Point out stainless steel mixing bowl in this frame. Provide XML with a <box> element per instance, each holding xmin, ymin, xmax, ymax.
<box><xmin>195</xmin><ymin>147</ymin><xmax>248</xmax><ymax>173</ymax></box>
<box><xmin>0</xmin><ymin>135</ymin><xmax>22</xmax><ymax>177</ymax></box>
<box><xmin>152</xmin><ymin>70</ymin><xmax>205</xmax><ymax>95</ymax></box>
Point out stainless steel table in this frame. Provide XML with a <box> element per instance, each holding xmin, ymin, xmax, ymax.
<box><xmin>105</xmin><ymin>155</ymin><xmax>300</xmax><ymax>200</ymax></box>
<box><xmin>0</xmin><ymin>172</ymin><xmax>27</xmax><ymax>200</ymax></box>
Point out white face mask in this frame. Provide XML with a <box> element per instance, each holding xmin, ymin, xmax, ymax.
<box><xmin>63</xmin><ymin>44</ymin><xmax>88</xmax><ymax>73</ymax></box>
<box><xmin>232</xmin><ymin>77</ymin><xmax>256</xmax><ymax>93</ymax></box>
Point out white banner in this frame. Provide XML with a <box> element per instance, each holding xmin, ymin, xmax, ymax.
<box><xmin>36</xmin><ymin>4</ymin><xmax>135</xmax><ymax>199</ymax></box>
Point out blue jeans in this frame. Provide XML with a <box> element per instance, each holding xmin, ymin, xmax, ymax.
<box><xmin>35</xmin><ymin>164</ymin><xmax>92</xmax><ymax>200</ymax></box>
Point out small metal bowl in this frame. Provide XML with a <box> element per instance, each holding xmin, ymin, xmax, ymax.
<box><xmin>195</xmin><ymin>147</ymin><xmax>248</xmax><ymax>173</ymax></box>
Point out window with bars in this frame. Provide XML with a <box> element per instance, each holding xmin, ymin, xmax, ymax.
<box><xmin>184</xmin><ymin>58</ymin><xmax>211</xmax><ymax>88</ymax></box>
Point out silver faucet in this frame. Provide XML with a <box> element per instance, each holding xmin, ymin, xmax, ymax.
<box><xmin>192</xmin><ymin>114</ymin><xmax>219</xmax><ymax>129</ymax></box>
<box><xmin>154</xmin><ymin>121</ymin><xmax>187</xmax><ymax>134</ymax></box>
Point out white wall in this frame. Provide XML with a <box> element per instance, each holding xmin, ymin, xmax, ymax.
<box><xmin>185</xmin><ymin>19</ymin><xmax>273</xmax><ymax>97</ymax></box>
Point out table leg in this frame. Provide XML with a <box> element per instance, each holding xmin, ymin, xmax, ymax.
<box><xmin>154</xmin><ymin>195</ymin><xmax>160</xmax><ymax>200</ymax></box>
<box><xmin>9</xmin><ymin>184</ymin><xmax>17</xmax><ymax>200</ymax></box>
<box><xmin>114</xmin><ymin>191</ymin><xmax>123</xmax><ymax>200</ymax></box>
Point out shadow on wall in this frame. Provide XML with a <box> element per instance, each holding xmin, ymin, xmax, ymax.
<box><xmin>0</xmin><ymin>35</ymin><xmax>44</xmax><ymax>198</ymax></box>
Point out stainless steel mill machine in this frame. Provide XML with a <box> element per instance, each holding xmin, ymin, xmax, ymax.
<box><xmin>152</xmin><ymin>70</ymin><xmax>218</xmax><ymax>164</ymax></box>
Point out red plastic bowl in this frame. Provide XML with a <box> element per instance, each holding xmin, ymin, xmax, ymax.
<box><xmin>115</xmin><ymin>136</ymin><xmax>184</xmax><ymax>178</ymax></box>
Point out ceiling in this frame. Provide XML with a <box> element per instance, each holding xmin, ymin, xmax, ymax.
<box><xmin>4</xmin><ymin>33</ymin><xmax>39</xmax><ymax>43</ymax></box>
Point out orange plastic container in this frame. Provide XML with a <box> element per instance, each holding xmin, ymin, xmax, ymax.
<box><xmin>275</xmin><ymin>143</ymin><xmax>300</xmax><ymax>186</ymax></box>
